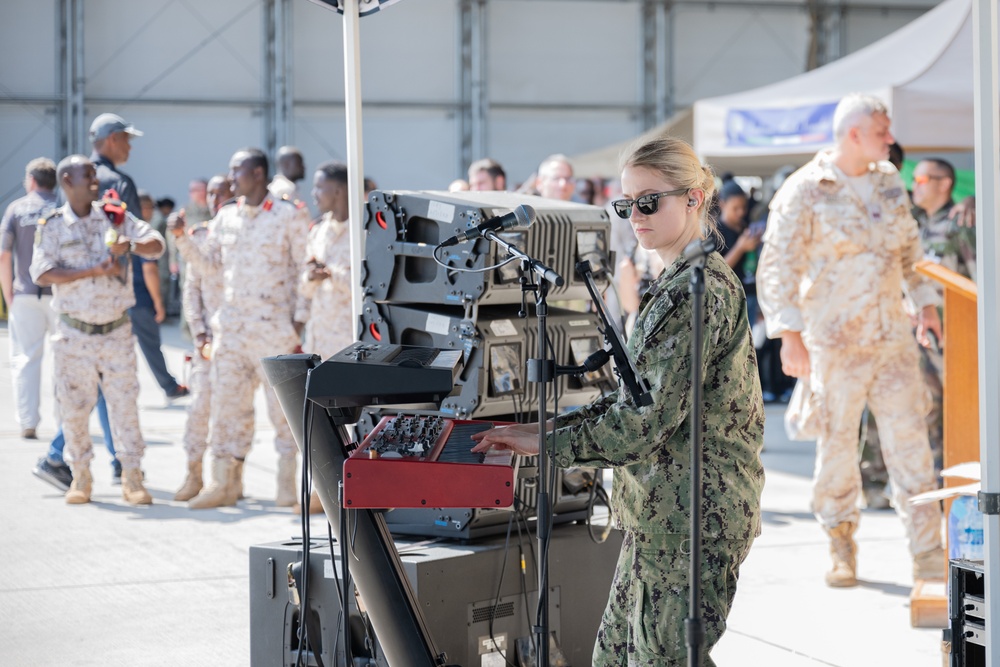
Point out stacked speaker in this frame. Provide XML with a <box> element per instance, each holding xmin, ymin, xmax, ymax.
<box><xmin>359</xmin><ymin>189</ymin><xmax>616</xmax><ymax>539</ymax></box>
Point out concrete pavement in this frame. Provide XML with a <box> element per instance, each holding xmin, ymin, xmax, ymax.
<box><xmin>0</xmin><ymin>318</ymin><xmax>946</xmax><ymax>666</ymax></box>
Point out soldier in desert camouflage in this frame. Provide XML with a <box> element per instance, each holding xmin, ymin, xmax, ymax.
<box><xmin>173</xmin><ymin>174</ymin><xmax>232</xmax><ymax>502</ymax></box>
<box><xmin>472</xmin><ymin>137</ymin><xmax>765</xmax><ymax>666</ymax></box>
<box><xmin>30</xmin><ymin>155</ymin><xmax>165</xmax><ymax>506</ymax></box>
<box><xmin>757</xmin><ymin>94</ymin><xmax>944</xmax><ymax>588</ymax></box>
<box><xmin>169</xmin><ymin>148</ymin><xmax>310</xmax><ymax>509</ymax></box>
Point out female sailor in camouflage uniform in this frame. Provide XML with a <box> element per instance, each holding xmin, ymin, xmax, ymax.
<box><xmin>472</xmin><ymin>137</ymin><xmax>765</xmax><ymax>666</ymax></box>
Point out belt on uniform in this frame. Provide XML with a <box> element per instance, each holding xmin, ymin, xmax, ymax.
<box><xmin>60</xmin><ymin>313</ymin><xmax>129</xmax><ymax>335</ymax></box>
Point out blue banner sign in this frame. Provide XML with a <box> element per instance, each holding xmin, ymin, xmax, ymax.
<box><xmin>726</xmin><ymin>102</ymin><xmax>838</xmax><ymax>148</ymax></box>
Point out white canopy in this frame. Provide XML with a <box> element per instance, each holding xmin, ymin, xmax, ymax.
<box><xmin>571</xmin><ymin>109</ymin><xmax>693</xmax><ymax>179</ymax></box>
<box><xmin>694</xmin><ymin>0</ymin><xmax>975</xmax><ymax>173</ymax></box>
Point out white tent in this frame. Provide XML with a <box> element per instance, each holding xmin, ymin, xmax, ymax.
<box><xmin>571</xmin><ymin>109</ymin><xmax>693</xmax><ymax>179</ymax></box>
<box><xmin>694</xmin><ymin>0</ymin><xmax>975</xmax><ymax>174</ymax></box>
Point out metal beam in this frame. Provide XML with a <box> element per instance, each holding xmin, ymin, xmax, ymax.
<box><xmin>471</xmin><ymin>0</ymin><xmax>487</xmax><ymax>164</ymax></box>
<box><xmin>58</xmin><ymin>0</ymin><xmax>85</xmax><ymax>156</ymax></box>
<box><xmin>458</xmin><ymin>0</ymin><xmax>473</xmax><ymax>174</ymax></box>
<box><xmin>641</xmin><ymin>0</ymin><xmax>657</xmax><ymax>129</ymax></box>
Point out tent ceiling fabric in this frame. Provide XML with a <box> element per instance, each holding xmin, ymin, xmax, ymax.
<box><xmin>570</xmin><ymin>109</ymin><xmax>693</xmax><ymax>179</ymax></box>
<box><xmin>693</xmin><ymin>0</ymin><xmax>975</xmax><ymax>164</ymax></box>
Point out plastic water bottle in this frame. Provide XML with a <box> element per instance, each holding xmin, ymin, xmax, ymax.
<box><xmin>948</xmin><ymin>495</ymin><xmax>985</xmax><ymax>560</ymax></box>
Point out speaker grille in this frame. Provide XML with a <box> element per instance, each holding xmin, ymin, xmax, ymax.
<box><xmin>472</xmin><ymin>601</ymin><xmax>515</xmax><ymax>624</ymax></box>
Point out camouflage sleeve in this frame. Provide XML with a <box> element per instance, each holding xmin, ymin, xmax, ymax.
<box><xmin>29</xmin><ymin>222</ymin><xmax>60</xmax><ymax>282</ymax></box>
<box><xmin>182</xmin><ymin>261</ymin><xmax>208</xmax><ymax>339</ymax></box>
<box><xmin>899</xmin><ymin>208</ymin><xmax>940</xmax><ymax>310</ymax></box>
<box><xmin>289</xmin><ymin>208</ymin><xmax>312</xmax><ymax>324</ymax></box>
<box><xmin>757</xmin><ymin>183</ymin><xmax>812</xmax><ymax>338</ymax></box>
<box><xmin>550</xmin><ymin>288</ymin><xmax>733</xmax><ymax>468</ymax></box>
<box><xmin>123</xmin><ymin>213</ymin><xmax>165</xmax><ymax>260</ymax></box>
<box><xmin>174</xmin><ymin>221</ymin><xmax>220</xmax><ymax>274</ymax></box>
<box><xmin>299</xmin><ymin>225</ymin><xmax>321</xmax><ymax>301</ymax></box>
<box><xmin>957</xmin><ymin>225</ymin><xmax>977</xmax><ymax>282</ymax></box>
<box><xmin>553</xmin><ymin>390</ymin><xmax>621</xmax><ymax>429</ymax></box>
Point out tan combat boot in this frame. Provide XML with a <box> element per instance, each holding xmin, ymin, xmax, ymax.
<box><xmin>913</xmin><ymin>546</ymin><xmax>946</xmax><ymax>581</ymax></box>
<box><xmin>65</xmin><ymin>466</ymin><xmax>93</xmax><ymax>505</ymax></box>
<box><xmin>825</xmin><ymin>522</ymin><xmax>858</xmax><ymax>587</ymax></box>
<box><xmin>233</xmin><ymin>457</ymin><xmax>245</xmax><ymax>501</ymax></box>
<box><xmin>275</xmin><ymin>456</ymin><xmax>297</xmax><ymax>507</ymax></box>
<box><xmin>122</xmin><ymin>467</ymin><xmax>153</xmax><ymax>505</ymax></box>
<box><xmin>227</xmin><ymin>458</ymin><xmax>245</xmax><ymax>505</ymax></box>
<box><xmin>173</xmin><ymin>459</ymin><xmax>204</xmax><ymax>501</ymax></box>
<box><xmin>189</xmin><ymin>457</ymin><xmax>237</xmax><ymax>509</ymax></box>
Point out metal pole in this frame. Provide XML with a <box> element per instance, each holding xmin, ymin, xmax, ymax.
<box><xmin>972</xmin><ymin>1</ymin><xmax>1000</xmax><ymax>663</ymax></box>
<box><xmin>71</xmin><ymin>0</ymin><xmax>84</xmax><ymax>154</ymax></box>
<box><xmin>641</xmin><ymin>0</ymin><xmax>657</xmax><ymax>130</ymax></box>
<box><xmin>274</xmin><ymin>0</ymin><xmax>292</xmax><ymax>150</ymax></box>
<box><xmin>458</xmin><ymin>0</ymin><xmax>472</xmax><ymax>174</ymax></box>
<box><xmin>471</xmin><ymin>0</ymin><xmax>487</xmax><ymax>163</ymax></box>
<box><xmin>343</xmin><ymin>0</ymin><xmax>366</xmax><ymax>336</ymax></box>
<box><xmin>263</xmin><ymin>0</ymin><xmax>276</xmax><ymax>155</ymax></box>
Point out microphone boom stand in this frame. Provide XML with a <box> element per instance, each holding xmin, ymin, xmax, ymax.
<box><xmin>683</xmin><ymin>238</ymin><xmax>714</xmax><ymax>667</ymax></box>
<box><xmin>485</xmin><ymin>229</ymin><xmax>562</xmax><ymax>667</ymax></box>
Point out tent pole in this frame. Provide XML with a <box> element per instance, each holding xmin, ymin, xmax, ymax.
<box><xmin>344</xmin><ymin>0</ymin><xmax>365</xmax><ymax>335</ymax></box>
<box><xmin>972</xmin><ymin>0</ymin><xmax>1000</xmax><ymax>662</ymax></box>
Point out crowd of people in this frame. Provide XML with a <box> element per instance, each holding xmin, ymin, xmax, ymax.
<box><xmin>0</xmin><ymin>93</ymin><xmax>979</xmax><ymax>661</ymax></box>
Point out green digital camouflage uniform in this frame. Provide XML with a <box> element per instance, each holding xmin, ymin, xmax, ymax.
<box><xmin>550</xmin><ymin>250</ymin><xmax>765</xmax><ymax>666</ymax></box>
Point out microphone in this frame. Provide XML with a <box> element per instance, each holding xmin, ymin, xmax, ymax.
<box><xmin>439</xmin><ymin>204</ymin><xmax>536</xmax><ymax>247</ymax></box>
<box><xmin>683</xmin><ymin>237</ymin><xmax>716</xmax><ymax>262</ymax></box>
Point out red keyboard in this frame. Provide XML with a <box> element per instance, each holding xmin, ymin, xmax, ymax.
<box><xmin>343</xmin><ymin>415</ymin><xmax>516</xmax><ymax>509</ymax></box>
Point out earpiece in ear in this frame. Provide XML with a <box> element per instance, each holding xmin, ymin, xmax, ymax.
<box><xmin>688</xmin><ymin>199</ymin><xmax>697</xmax><ymax>207</ymax></box>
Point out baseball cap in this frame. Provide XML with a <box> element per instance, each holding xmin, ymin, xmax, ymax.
<box><xmin>89</xmin><ymin>113</ymin><xmax>144</xmax><ymax>141</ymax></box>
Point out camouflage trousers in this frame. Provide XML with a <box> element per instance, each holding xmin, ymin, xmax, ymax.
<box><xmin>208</xmin><ymin>332</ymin><xmax>297</xmax><ymax>461</ymax></box>
<box><xmin>183</xmin><ymin>348</ymin><xmax>212</xmax><ymax>462</ymax></box>
<box><xmin>52</xmin><ymin>320</ymin><xmax>145</xmax><ymax>469</ymax></box>
<box><xmin>861</xmin><ymin>341</ymin><xmax>944</xmax><ymax>485</ymax></box>
<box><xmin>810</xmin><ymin>343</ymin><xmax>941</xmax><ymax>555</ymax></box>
<box><xmin>593</xmin><ymin>531</ymin><xmax>751</xmax><ymax>666</ymax></box>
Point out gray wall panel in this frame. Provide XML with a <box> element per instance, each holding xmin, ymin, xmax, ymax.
<box><xmin>488</xmin><ymin>1</ymin><xmax>642</xmax><ymax>105</ymax></box>
<box><xmin>672</xmin><ymin>5</ymin><xmax>811</xmax><ymax>107</ymax></box>
<box><xmin>293</xmin><ymin>106</ymin><xmax>458</xmax><ymax>191</ymax></box>
<box><xmin>842</xmin><ymin>9</ymin><xmax>927</xmax><ymax>54</ymax></box>
<box><xmin>0</xmin><ymin>0</ymin><xmax>942</xmax><ymax>216</ymax></box>
<box><xmin>0</xmin><ymin>107</ymin><xmax>62</xmax><ymax>207</ymax></box>
<box><xmin>83</xmin><ymin>0</ymin><xmax>263</xmax><ymax>99</ymax></box>
<box><xmin>0</xmin><ymin>1</ymin><xmax>59</xmax><ymax>96</ymax></box>
<box><xmin>487</xmin><ymin>109</ymin><xmax>638</xmax><ymax>188</ymax></box>
<box><xmin>293</xmin><ymin>0</ymin><xmax>458</xmax><ymax>103</ymax></box>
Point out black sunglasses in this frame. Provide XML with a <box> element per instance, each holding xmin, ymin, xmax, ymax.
<box><xmin>610</xmin><ymin>188</ymin><xmax>689</xmax><ymax>219</ymax></box>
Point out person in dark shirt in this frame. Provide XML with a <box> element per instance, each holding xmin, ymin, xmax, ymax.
<box><xmin>714</xmin><ymin>180</ymin><xmax>762</xmax><ymax>325</ymax></box>
<box><xmin>131</xmin><ymin>191</ymin><xmax>187</xmax><ymax>400</ymax></box>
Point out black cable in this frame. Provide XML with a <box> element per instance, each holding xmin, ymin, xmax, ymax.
<box><xmin>586</xmin><ymin>480</ymin><xmax>612</xmax><ymax>544</ymax></box>
<box><xmin>339</xmin><ymin>486</ymin><xmax>353</xmax><ymax>664</ymax></box>
<box><xmin>297</xmin><ymin>370</ymin><xmax>314</xmax><ymax>667</ymax></box>
<box><xmin>514</xmin><ymin>504</ymin><xmax>533</xmax><ymax>646</ymax></box>
<box><xmin>485</xmin><ymin>512</ymin><xmax>519</xmax><ymax>667</ymax></box>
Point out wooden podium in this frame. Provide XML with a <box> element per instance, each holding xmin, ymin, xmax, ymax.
<box><xmin>910</xmin><ymin>260</ymin><xmax>979</xmax><ymax>627</ymax></box>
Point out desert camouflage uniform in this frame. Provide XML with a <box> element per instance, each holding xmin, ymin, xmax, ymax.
<box><xmin>758</xmin><ymin>151</ymin><xmax>942</xmax><ymax>555</ymax></box>
<box><xmin>174</xmin><ymin>194</ymin><xmax>310</xmax><ymax>461</ymax></box>
<box><xmin>180</xmin><ymin>221</ymin><xmax>222</xmax><ymax>462</ymax></box>
<box><xmin>550</xmin><ymin>251</ymin><xmax>764</xmax><ymax>666</ymax></box>
<box><xmin>300</xmin><ymin>213</ymin><xmax>353</xmax><ymax>359</ymax></box>
<box><xmin>29</xmin><ymin>202</ymin><xmax>164</xmax><ymax>469</ymax></box>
